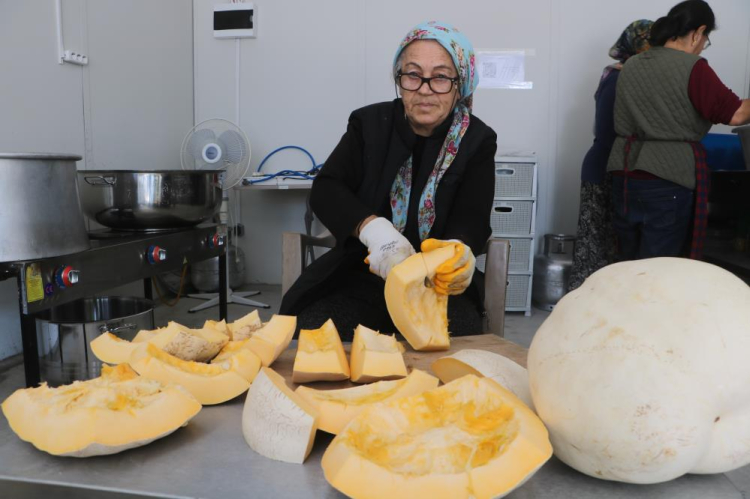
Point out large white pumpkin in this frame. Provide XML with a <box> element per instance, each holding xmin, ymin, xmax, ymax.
<box><xmin>527</xmin><ymin>257</ymin><xmax>750</xmax><ymax>484</ymax></box>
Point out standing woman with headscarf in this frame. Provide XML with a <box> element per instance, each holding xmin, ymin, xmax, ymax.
<box><xmin>280</xmin><ymin>21</ymin><xmax>497</xmax><ymax>341</ymax></box>
<box><xmin>569</xmin><ymin>20</ymin><xmax>653</xmax><ymax>292</ymax></box>
<box><xmin>607</xmin><ymin>0</ymin><xmax>750</xmax><ymax>261</ymax></box>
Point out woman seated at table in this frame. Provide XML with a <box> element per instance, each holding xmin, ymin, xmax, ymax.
<box><xmin>280</xmin><ymin>21</ymin><xmax>497</xmax><ymax>341</ymax></box>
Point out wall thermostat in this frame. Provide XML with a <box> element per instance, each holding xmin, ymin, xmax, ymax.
<box><xmin>214</xmin><ymin>3</ymin><xmax>256</xmax><ymax>38</ymax></box>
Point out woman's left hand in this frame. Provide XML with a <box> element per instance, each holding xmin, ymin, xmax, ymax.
<box><xmin>421</xmin><ymin>239</ymin><xmax>476</xmax><ymax>295</ymax></box>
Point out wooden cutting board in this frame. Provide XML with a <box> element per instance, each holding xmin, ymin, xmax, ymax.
<box><xmin>273</xmin><ymin>334</ymin><xmax>528</xmax><ymax>390</ymax></box>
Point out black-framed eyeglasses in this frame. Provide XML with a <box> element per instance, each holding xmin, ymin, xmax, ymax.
<box><xmin>396</xmin><ymin>71</ymin><xmax>459</xmax><ymax>94</ymax></box>
<box><xmin>704</xmin><ymin>35</ymin><xmax>711</xmax><ymax>50</ymax></box>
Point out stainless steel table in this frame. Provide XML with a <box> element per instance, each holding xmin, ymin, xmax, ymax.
<box><xmin>1</xmin><ymin>344</ymin><xmax>749</xmax><ymax>498</ymax></box>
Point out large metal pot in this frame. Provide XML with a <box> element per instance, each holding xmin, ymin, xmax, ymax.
<box><xmin>0</xmin><ymin>153</ymin><xmax>90</xmax><ymax>262</ymax></box>
<box><xmin>77</xmin><ymin>170</ymin><xmax>222</xmax><ymax>230</ymax></box>
<box><xmin>36</xmin><ymin>296</ymin><xmax>154</xmax><ymax>386</ymax></box>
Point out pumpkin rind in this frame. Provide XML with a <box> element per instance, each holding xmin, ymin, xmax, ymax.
<box><xmin>432</xmin><ymin>349</ymin><xmax>534</xmax><ymax>411</ymax></box>
<box><xmin>242</xmin><ymin>367</ymin><xmax>319</xmax><ymax>464</ymax></box>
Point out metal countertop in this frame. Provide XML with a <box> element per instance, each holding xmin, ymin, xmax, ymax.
<box><xmin>0</xmin><ymin>359</ymin><xmax>749</xmax><ymax>498</ymax></box>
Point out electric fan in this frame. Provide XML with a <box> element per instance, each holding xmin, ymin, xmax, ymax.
<box><xmin>180</xmin><ymin>118</ymin><xmax>269</xmax><ymax>311</ymax></box>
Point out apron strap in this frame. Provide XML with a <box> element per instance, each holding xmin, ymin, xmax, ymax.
<box><xmin>689</xmin><ymin>142</ymin><xmax>709</xmax><ymax>260</ymax></box>
<box><xmin>621</xmin><ymin>134</ymin><xmax>638</xmax><ymax>214</ymax></box>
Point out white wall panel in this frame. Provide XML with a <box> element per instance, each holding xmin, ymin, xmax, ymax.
<box><xmin>0</xmin><ymin>0</ymin><xmax>194</xmax><ymax>360</ymax></box>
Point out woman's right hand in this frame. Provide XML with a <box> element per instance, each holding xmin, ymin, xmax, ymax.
<box><xmin>358</xmin><ymin>217</ymin><xmax>415</xmax><ymax>280</ymax></box>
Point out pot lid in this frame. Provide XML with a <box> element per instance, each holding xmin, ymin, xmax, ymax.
<box><xmin>0</xmin><ymin>152</ymin><xmax>83</xmax><ymax>161</ymax></box>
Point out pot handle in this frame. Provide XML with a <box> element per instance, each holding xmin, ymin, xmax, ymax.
<box><xmin>84</xmin><ymin>175</ymin><xmax>117</xmax><ymax>186</ymax></box>
<box><xmin>99</xmin><ymin>323</ymin><xmax>137</xmax><ymax>334</ymax></box>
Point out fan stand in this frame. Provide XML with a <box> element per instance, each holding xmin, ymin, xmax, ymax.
<box><xmin>181</xmin><ymin>119</ymin><xmax>260</xmax><ymax>314</ymax></box>
<box><xmin>187</xmin><ymin>222</ymin><xmax>270</xmax><ymax>313</ymax></box>
<box><xmin>187</xmin><ymin>289</ymin><xmax>269</xmax><ymax>313</ymax></box>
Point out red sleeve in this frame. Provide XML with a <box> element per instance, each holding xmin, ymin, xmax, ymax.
<box><xmin>688</xmin><ymin>59</ymin><xmax>742</xmax><ymax>125</ymax></box>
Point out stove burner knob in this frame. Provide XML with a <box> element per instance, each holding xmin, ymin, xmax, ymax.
<box><xmin>208</xmin><ymin>234</ymin><xmax>226</xmax><ymax>249</ymax></box>
<box><xmin>55</xmin><ymin>266</ymin><xmax>80</xmax><ymax>288</ymax></box>
<box><xmin>147</xmin><ymin>245</ymin><xmax>167</xmax><ymax>264</ymax></box>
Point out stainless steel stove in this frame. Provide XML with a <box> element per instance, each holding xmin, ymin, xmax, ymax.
<box><xmin>0</xmin><ymin>224</ymin><xmax>228</xmax><ymax>387</ymax></box>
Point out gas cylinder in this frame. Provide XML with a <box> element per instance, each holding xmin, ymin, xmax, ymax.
<box><xmin>532</xmin><ymin>234</ymin><xmax>576</xmax><ymax>311</ymax></box>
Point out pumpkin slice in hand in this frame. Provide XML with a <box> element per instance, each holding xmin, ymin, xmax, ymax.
<box><xmin>1</xmin><ymin>364</ymin><xmax>201</xmax><ymax>457</ymax></box>
<box><xmin>350</xmin><ymin>324</ymin><xmax>407</xmax><ymax>383</ymax></box>
<box><xmin>322</xmin><ymin>374</ymin><xmax>552</xmax><ymax>499</ymax></box>
<box><xmin>432</xmin><ymin>349</ymin><xmax>534</xmax><ymax>411</ymax></box>
<box><xmin>295</xmin><ymin>369</ymin><xmax>438</xmax><ymax>434</ymax></box>
<box><xmin>292</xmin><ymin>319</ymin><xmax>350</xmax><ymax>383</ymax></box>
<box><xmin>130</xmin><ymin>343</ymin><xmax>260</xmax><ymax>405</ymax></box>
<box><xmin>242</xmin><ymin>367</ymin><xmax>319</xmax><ymax>464</ymax></box>
<box><xmin>385</xmin><ymin>245</ymin><xmax>455</xmax><ymax>351</ymax></box>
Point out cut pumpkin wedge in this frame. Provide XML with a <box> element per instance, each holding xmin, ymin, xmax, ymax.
<box><xmin>242</xmin><ymin>367</ymin><xmax>319</xmax><ymax>464</ymax></box>
<box><xmin>244</xmin><ymin>315</ymin><xmax>296</xmax><ymax>367</ymax></box>
<box><xmin>149</xmin><ymin>321</ymin><xmax>228</xmax><ymax>362</ymax></box>
<box><xmin>91</xmin><ymin>321</ymin><xmax>228</xmax><ymax>365</ymax></box>
<box><xmin>90</xmin><ymin>332</ymin><xmax>141</xmax><ymax>365</ymax></box>
<box><xmin>129</xmin><ymin>343</ymin><xmax>260</xmax><ymax>405</ymax></box>
<box><xmin>292</xmin><ymin>319</ymin><xmax>350</xmax><ymax>383</ymax></box>
<box><xmin>294</xmin><ymin>369</ymin><xmax>439</xmax><ymax>434</ymax></box>
<box><xmin>1</xmin><ymin>364</ymin><xmax>201</xmax><ymax>457</ymax></box>
<box><xmin>350</xmin><ymin>325</ymin><xmax>407</xmax><ymax>383</ymax></box>
<box><xmin>227</xmin><ymin>310</ymin><xmax>263</xmax><ymax>341</ymax></box>
<box><xmin>322</xmin><ymin>375</ymin><xmax>552</xmax><ymax>499</ymax></box>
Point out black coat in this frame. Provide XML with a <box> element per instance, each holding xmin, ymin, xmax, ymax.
<box><xmin>280</xmin><ymin>98</ymin><xmax>497</xmax><ymax>315</ymax></box>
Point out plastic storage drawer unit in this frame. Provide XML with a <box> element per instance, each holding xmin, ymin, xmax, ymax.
<box><xmin>494</xmin><ymin>162</ymin><xmax>536</xmax><ymax>198</ymax></box>
<box><xmin>491</xmin><ymin>200</ymin><xmax>534</xmax><ymax>235</ymax></box>
<box><xmin>506</xmin><ymin>274</ymin><xmax>532</xmax><ymax>310</ymax></box>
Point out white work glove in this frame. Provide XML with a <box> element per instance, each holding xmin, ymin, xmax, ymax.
<box><xmin>421</xmin><ymin>239</ymin><xmax>476</xmax><ymax>295</ymax></box>
<box><xmin>358</xmin><ymin>217</ymin><xmax>416</xmax><ymax>280</ymax></box>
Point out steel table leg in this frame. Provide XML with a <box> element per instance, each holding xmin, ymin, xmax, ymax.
<box><xmin>219</xmin><ymin>253</ymin><xmax>228</xmax><ymax>321</ymax></box>
<box><xmin>19</xmin><ymin>297</ymin><xmax>40</xmax><ymax>387</ymax></box>
<box><xmin>143</xmin><ymin>277</ymin><xmax>153</xmax><ymax>301</ymax></box>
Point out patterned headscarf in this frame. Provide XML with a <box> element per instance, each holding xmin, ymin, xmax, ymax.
<box><xmin>389</xmin><ymin>21</ymin><xmax>478</xmax><ymax>241</ymax></box>
<box><xmin>601</xmin><ymin>19</ymin><xmax>653</xmax><ymax>82</ymax></box>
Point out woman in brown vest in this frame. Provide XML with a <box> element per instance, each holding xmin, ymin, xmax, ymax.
<box><xmin>607</xmin><ymin>0</ymin><xmax>750</xmax><ymax>261</ymax></box>
<box><xmin>568</xmin><ymin>20</ymin><xmax>652</xmax><ymax>292</ymax></box>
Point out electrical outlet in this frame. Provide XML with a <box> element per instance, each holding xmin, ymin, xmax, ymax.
<box><xmin>62</xmin><ymin>50</ymin><xmax>88</xmax><ymax>66</ymax></box>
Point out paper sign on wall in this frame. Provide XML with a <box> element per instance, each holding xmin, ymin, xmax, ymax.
<box><xmin>476</xmin><ymin>51</ymin><xmax>533</xmax><ymax>90</ymax></box>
